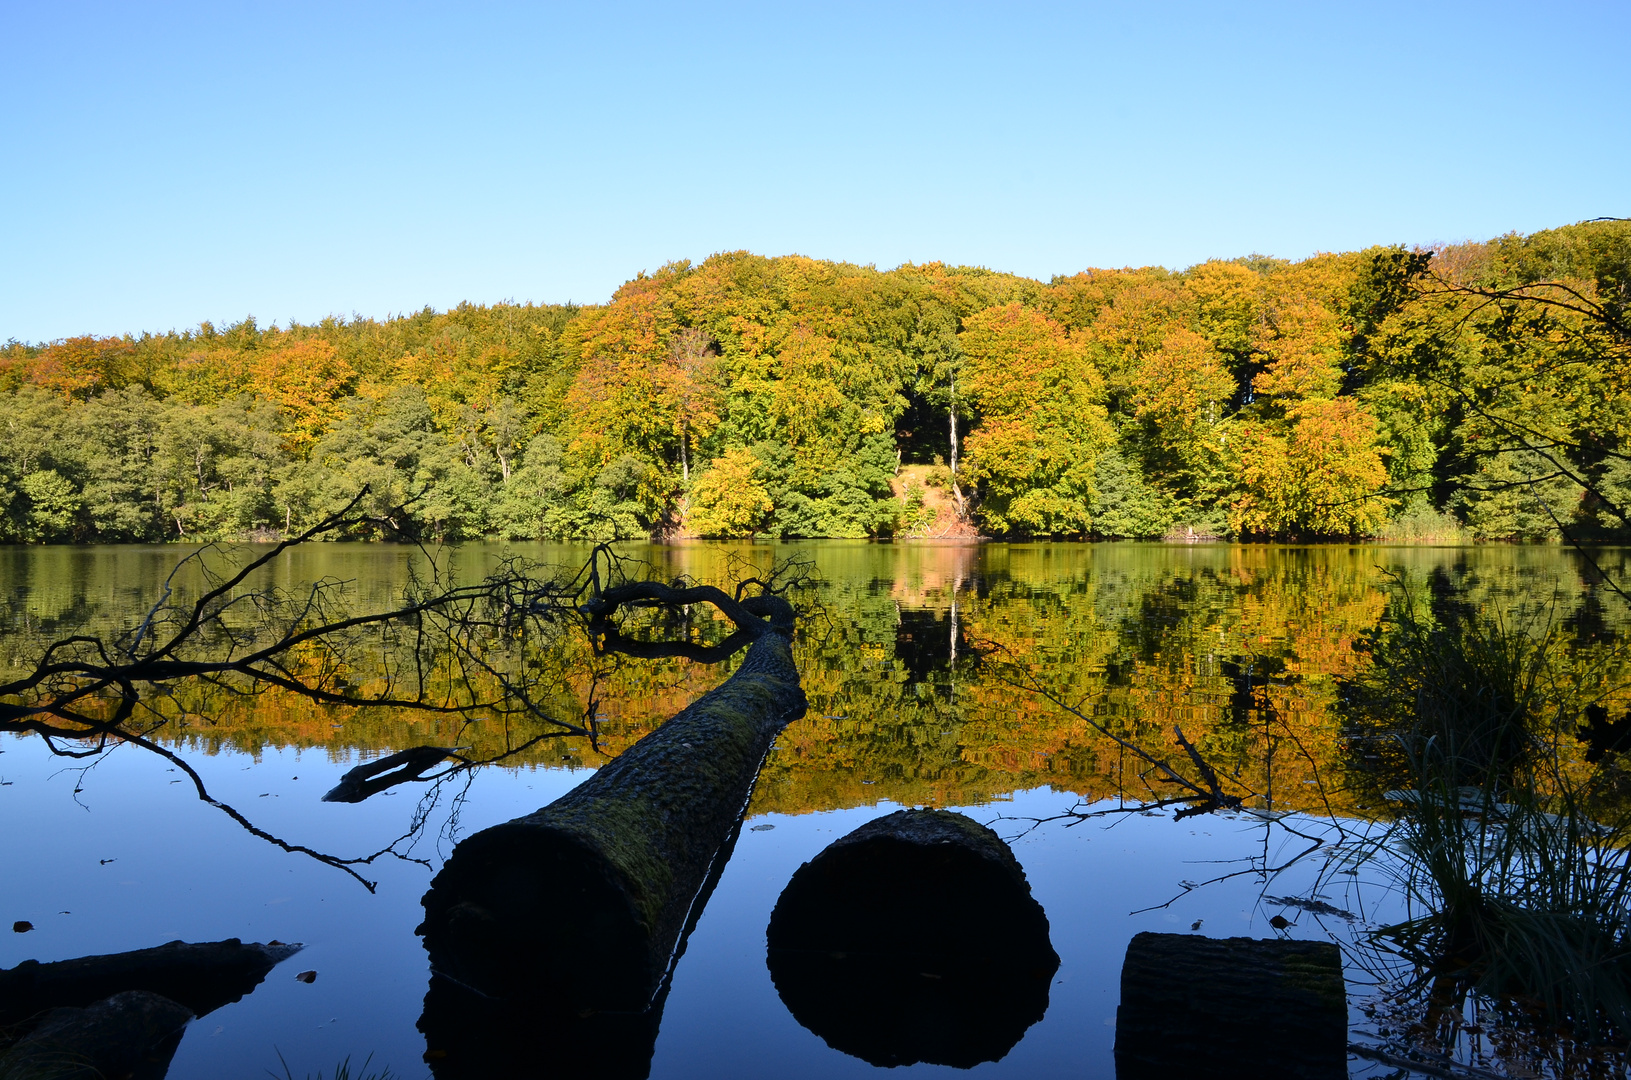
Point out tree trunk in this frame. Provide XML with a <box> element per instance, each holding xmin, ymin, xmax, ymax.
<box><xmin>2</xmin><ymin>990</ymin><xmax>193</xmax><ymax>1080</ymax></box>
<box><xmin>766</xmin><ymin>808</ymin><xmax>1058</xmax><ymax>1069</ymax></box>
<box><xmin>0</xmin><ymin>938</ymin><xmax>302</xmax><ymax>1028</ymax></box>
<box><xmin>1114</xmin><ymin>932</ymin><xmax>1346</xmax><ymax>1080</ymax></box>
<box><xmin>949</xmin><ymin>383</ymin><xmax>967</xmax><ymax>516</ymax></box>
<box><xmin>419</xmin><ymin>623</ymin><xmax>805</xmax><ymax>1011</ymax></box>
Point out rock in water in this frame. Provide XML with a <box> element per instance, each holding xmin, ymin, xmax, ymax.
<box><xmin>766</xmin><ymin>808</ymin><xmax>1059</xmax><ymax>1068</ymax></box>
<box><xmin>1114</xmin><ymin>931</ymin><xmax>1346</xmax><ymax>1080</ymax></box>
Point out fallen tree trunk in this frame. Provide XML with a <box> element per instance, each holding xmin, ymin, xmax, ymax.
<box><xmin>1114</xmin><ymin>931</ymin><xmax>1346</xmax><ymax>1080</ymax></box>
<box><xmin>1</xmin><ymin>990</ymin><xmax>194</xmax><ymax>1080</ymax></box>
<box><xmin>766</xmin><ymin>809</ymin><xmax>1059</xmax><ymax>1068</ymax></box>
<box><xmin>0</xmin><ymin>937</ymin><xmax>302</xmax><ymax>1028</ymax></box>
<box><xmin>418</xmin><ymin>594</ymin><xmax>805</xmax><ymax>1011</ymax></box>
<box><xmin>418</xmin><ymin>802</ymin><xmax>751</xmax><ymax>1080</ymax></box>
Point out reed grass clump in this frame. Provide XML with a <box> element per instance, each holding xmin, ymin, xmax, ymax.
<box><xmin>268</xmin><ymin>1052</ymin><xmax>396</xmax><ymax>1080</ymax></box>
<box><xmin>1345</xmin><ymin>581</ymin><xmax>1631</xmax><ymax>1041</ymax></box>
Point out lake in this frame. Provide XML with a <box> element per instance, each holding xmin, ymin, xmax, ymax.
<box><xmin>2</xmin><ymin>540</ymin><xmax>1625</xmax><ymax>1078</ymax></box>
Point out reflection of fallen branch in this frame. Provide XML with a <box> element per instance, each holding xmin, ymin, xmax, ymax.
<box><xmin>0</xmin><ymin>490</ymin><xmax>595</xmax><ymax>748</ymax></box>
<box><xmin>1</xmin><ymin>495</ymin><xmax>818</xmax><ymax>889</ymax></box>
<box><xmin>322</xmin><ymin>745</ymin><xmax>469</xmax><ymax>803</ymax></box>
<box><xmin>1168</xmin><ymin>725</ymin><xmax>1245</xmax><ymax>819</ymax></box>
<box><xmin>1265</xmin><ymin>895</ymin><xmax>1357</xmax><ymax>921</ymax></box>
<box><xmin>1124</xmin><ymin>812</ymin><xmax>1334</xmax><ymax>916</ymax></box>
<box><xmin>989</xmin><ymin>795</ymin><xmax>1367</xmax><ymax>923</ymax></box>
<box><xmin>976</xmin><ymin>638</ymin><xmax>1392</xmax><ymax>932</ymax></box>
<box><xmin>118</xmin><ymin>730</ymin><xmax>414</xmax><ymax>891</ymax></box>
<box><xmin>978</xmin><ymin>639</ymin><xmax>1251</xmax><ymax>818</ymax></box>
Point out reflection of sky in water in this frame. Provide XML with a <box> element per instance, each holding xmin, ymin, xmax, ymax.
<box><xmin>0</xmin><ymin>731</ymin><xmax>1393</xmax><ymax>1078</ymax></box>
<box><xmin>5</xmin><ymin>542</ymin><xmax>1605</xmax><ymax>1074</ymax></box>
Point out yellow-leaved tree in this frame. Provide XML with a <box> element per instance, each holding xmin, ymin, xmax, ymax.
<box><xmin>1229</xmin><ymin>397</ymin><xmax>1391</xmax><ymax>536</ymax></box>
<box><xmin>959</xmin><ymin>303</ymin><xmax>1115</xmax><ymax>535</ymax></box>
<box><xmin>251</xmin><ymin>338</ymin><xmax>357</xmax><ymax>457</ymax></box>
<box><xmin>1129</xmin><ymin>327</ymin><xmax>1235</xmax><ymax>504</ymax></box>
<box><xmin>687</xmin><ymin>447</ymin><xmax>773</xmax><ymax>537</ymax></box>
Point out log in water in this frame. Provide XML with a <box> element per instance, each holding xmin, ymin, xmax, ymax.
<box><xmin>0</xmin><ymin>937</ymin><xmax>302</xmax><ymax>1027</ymax></box>
<box><xmin>419</xmin><ymin>628</ymin><xmax>806</xmax><ymax>1011</ymax></box>
<box><xmin>2</xmin><ymin>990</ymin><xmax>195</xmax><ymax>1080</ymax></box>
<box><xmin>1114</xmin><ymin>931</ymin><xmax>1346</xmax><ymax>1080</ymax></box>
<box><xmin>766</xmin><ymin>808</ymin><xmax>1059</xmax><ymax>1068</ymax></box>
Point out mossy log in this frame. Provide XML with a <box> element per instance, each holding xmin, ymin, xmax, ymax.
<box><xmin>0</xmin><ymin>937</ymin><xmax>302</xmax><ymax>1028</ymax></box>
<box><xmin>419</xmin><ymin>613</ymin><xmax>805</xmax><ymax>1011</ymax></box>
<box><xmin>766</xmin><ymin>809</ymin><xmax>1059</xmax><ymax>1068</ymax></box>
<box><xmin>1114</xmin><ymin>931</ymin><xmax>1346</xmax><ymax>1080</ymax></box>
<box><xmin>1</xmin><ymin>990</ymin><xmax>194</xmax><ymax>1080</ymax></box>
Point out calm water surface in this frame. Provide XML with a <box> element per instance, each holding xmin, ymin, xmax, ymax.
<box><xmin>2</xmin><ymin>541</ymin><xmax>1625</xmax><ymax>1078</ymax></box>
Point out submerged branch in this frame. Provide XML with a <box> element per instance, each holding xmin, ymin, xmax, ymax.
<box><xmin>978</xmin><ymin>638</ymin><xmax>1250</xmax><ymax>818</ymax></box>
<box><xmin>0</xmin><ymin>506</ymin><xmax>815</xmax><ymax>887</ymax></box>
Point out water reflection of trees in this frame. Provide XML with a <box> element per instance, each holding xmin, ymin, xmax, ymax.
<box><xmin>775</xmin><ymin>545</ymin><xmax>1631</xmax><ymax>820</ymax></box>
<box><xmin>16</xmin><ymin>541</ymin><xmax>1627</xmax><ymax>824</ymax></box>
<box><xmin>7</xmin><ymin>537</ymin><xmax>1631</xmax><ymax>1073</ymax></box>
<box><xmin>0</xmin><ymin>504</ymin><xmax>814</xmax><ymax>888</ymax></box>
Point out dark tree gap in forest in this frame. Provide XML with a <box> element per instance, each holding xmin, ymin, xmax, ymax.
<box><xmin>893</xmin><ymin>391</ymin><xmax>954</xmax><ymax>466</ymax></box>
<box><xmin>0</xmin><ymin>219</ymin><xmax>1625</xmax><ymax>544</ymax></box>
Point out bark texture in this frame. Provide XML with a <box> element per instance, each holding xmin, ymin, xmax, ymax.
<box><xmin>419</xmin><ymin>626</ymin><xmax>806</xmax><ymax>1010</ymax></box>
<box><xmin>1</xmin><ymin>990</ymin><xmax>193</xmax><ymax>1080</ymax></box>
<box><xmin>1114</xmin><ymin>931</ymin><xmax>1346</xmax><ymax>1080</ymax></box>
<box><xmin>766</xmin><ymin>808</ymin><xmax>1059</xmax><ymax>1068</ymax></box>
<box><xmin>0</xmin><ymin>937</ymin><xmax>301</xmax><ymax>1027</ymax></box>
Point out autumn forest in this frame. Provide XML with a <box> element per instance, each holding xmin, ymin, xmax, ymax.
<box><xmin>1</xmin><ymin>219</ymin><xmax>1626</xmax><ymax>545</ymax></box>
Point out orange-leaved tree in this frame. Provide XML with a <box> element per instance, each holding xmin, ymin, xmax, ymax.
<box><xmin>28</xmin><ymin>336</ymin><xmax>137</xmax><ymax>400</ymax></box>
<box><xmin>251</xmin><ymin>338</ymin><xmax>358</xmax><ymax>458</ymax></box>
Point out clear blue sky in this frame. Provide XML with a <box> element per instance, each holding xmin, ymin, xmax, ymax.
<box><xmin>3</xmin><ymin>1</ymin><xmax>1626</xmax><ymax>344</ymax></box>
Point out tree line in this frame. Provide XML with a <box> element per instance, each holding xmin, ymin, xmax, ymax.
<box><xmin>1</xmin><ymin>218</ymin><xmax>1625</xmax><ymax>543</ymax></box>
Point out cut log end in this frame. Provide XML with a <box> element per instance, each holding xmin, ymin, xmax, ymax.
<box><xmin>767</xmin><ymin>809</ymin><xmax>1059</xmax><ymax>1069</ymax></box>
<box><xmin>1114</xmin><ymin>931</ymin><xmax>1347</xmax><ymax>1080</ymax></box>
<box><xmin>420</xmin><ymin>828</ymin><xmax>652</xmax><ymax>1008</ymax></box>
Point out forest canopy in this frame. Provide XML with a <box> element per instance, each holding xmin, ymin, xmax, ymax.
<box><xmin>1</xmin><ymin>219</ymin><xmax>1626</xmax><ymax>544</ymax></box>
